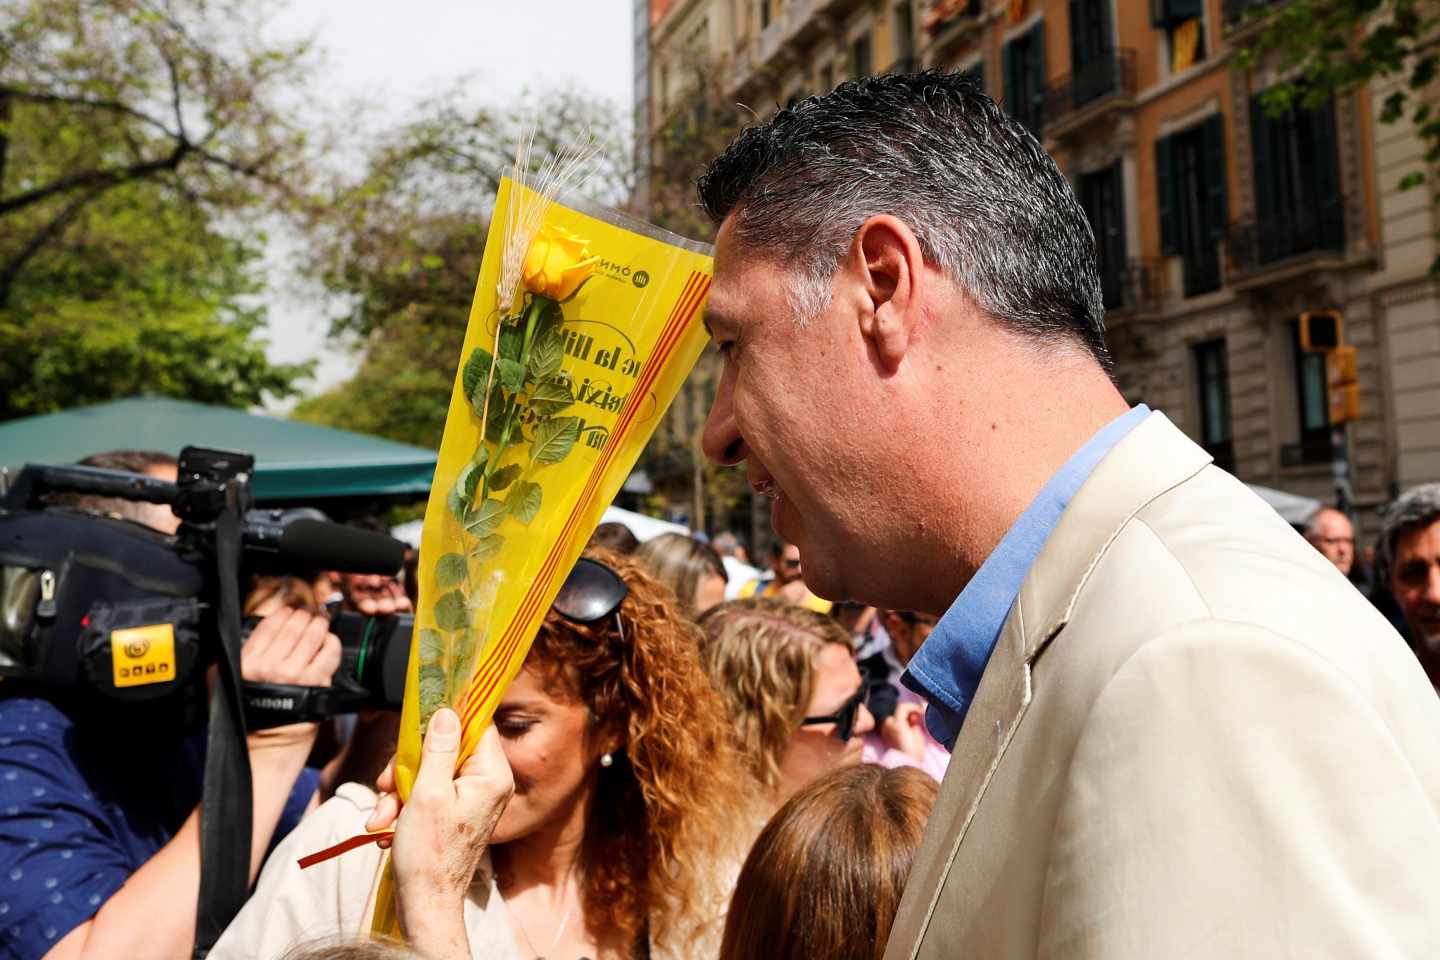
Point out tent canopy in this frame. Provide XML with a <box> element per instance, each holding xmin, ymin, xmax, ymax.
<box><xmin>0</xmin><ymin>397</ymin><xmax>436</xmax><ymax>502</ymax></box>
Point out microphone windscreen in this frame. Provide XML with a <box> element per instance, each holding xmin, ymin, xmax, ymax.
<box><xmin>277</xmin><ymin>519</ymin><xmax>406</xmax><ymax>575</ymax></box>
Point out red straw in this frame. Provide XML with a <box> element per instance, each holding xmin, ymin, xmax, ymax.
<box><xmin>297</xmin><ymin>831</ymin><xmax>394</xmax><ymax>870</ymax></box>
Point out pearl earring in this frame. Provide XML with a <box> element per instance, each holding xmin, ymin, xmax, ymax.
<box><xmin>600</xmin><ymin>753</ymin><xmax>614</xmax><ymax>768</ymax></box>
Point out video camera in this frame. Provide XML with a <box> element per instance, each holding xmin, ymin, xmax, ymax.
<box><xmin>0</xmin><ymin>446</ymin><xmax>414</xmax><ymax>731</ymax></box>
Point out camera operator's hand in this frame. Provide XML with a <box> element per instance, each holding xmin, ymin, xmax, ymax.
<box><xmin>391</xmin><ymin>710</ymin><xmax>513</xmax><ymax>960</ymax></box>
<box><xmin>241</xmin><ymin>606</ymin><xmax>342</xmax><ymax>688</ymax></box>
<box><xmin>341</xmin><ymin>572</ymin><xmax>413</xmax><ymax>617</ymax></box>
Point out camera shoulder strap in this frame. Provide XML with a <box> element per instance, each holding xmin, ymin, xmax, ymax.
<box><xmin>192</xmin><ymin>507</ymin><xmax>253</xmax><ymax>958</ymax></box>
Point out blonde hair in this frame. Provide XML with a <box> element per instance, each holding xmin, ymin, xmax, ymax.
<box><xmin>719</xmin><ymin>764</ymin><xmax>938</xmax><ymax>960</ymax></box>
<box><xmin>695</xmin><ymin>598</ymin><xmax>851</xmax><ymax>793</ymax></box>
<box><xmin>633</xmin><ymin>532</ymin><xmax>727</xmax><ymax>617</ymax></box>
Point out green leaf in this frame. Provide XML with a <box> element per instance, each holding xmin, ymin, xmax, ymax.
<box><xmin>529</xmin><ymin>377</ymin><xmax>574</xmax><ymax>416</ymax></box>
<box><xmin>1400</xmin><ymin>171</ymin><xmax>1426</xmax><ymax>191</ymax></box>
<box><xmin>470</xmin><ymin>533</ymin><xmax>505</xmax><ymax>564</ymax></box>
<box><xmin>463</xmin><ymin>450</ymin><xmax>488</xmax><ymax>498</ymax></box>
<box><xmin>464</xmin><ymin>497</ymin><xmax>507</xmax><ymax>538</ymax></box>
<box><xmin>419</xmin><ymin>663</ymin><xmax>447</xmax><ymax>716</ymax></box>
<box><xmin>489</xmin><ymin>463</ymin><xmax>523</xmax><ymax>491</ymax></box>
<box><xmin>418</xmin><ymin>628</ymin><xmax>446</xmax><ymax>664</ymax></box>
<box><xmin>452</xmin><ymin>629</ymin><xmax>477</xmax><ymax>667</ymax></box>
<box><xmin>529</xmin><ymin>328</ymin><xmax>564</xmax><ymax>381</ymax></box>
<box><xmin>538</xmin><ymin>297</ymin><xmax>565</xmax><ymax>331</ymax></box>
<box><xmin>531</xmin><ymin>416</ymin><xmax>580</xmax><ymax>465</ymax></box>
<box><xmin>447</xmin><ymin>484</ymin><xmax>466</xmax><ymax>521</ymax></box>
<box><xmin>483</xmin><ymin>391</ymin><xmax>511</xmax><ymax>444</ymax></box>
<box><xmin>497</xmin><ymin>357</ymin><xmax>527</xmax><ymax>393</ymax></box>
<box><xmin>498</xmin><ymin>324</ymin><xmax>524</xmax><ymax>363</ymax></box>
<box><xmin>461</xmin><ymin>347</ymin><xmax>495</xmax><ymax>402</ymax></box>
<box><xmin>433</xmin><ymin>590</ymin><xmax>469</xmax><ymax>632</ymax></box>
<box><xmin>506</xmin><ymin>481</ymin><xmax>543</xmax><ymax>525</ymax></box>
<box><xmin>435</xmin><ymin>552</ymin><xmax>468</xmax><ymax>588</ymax></box>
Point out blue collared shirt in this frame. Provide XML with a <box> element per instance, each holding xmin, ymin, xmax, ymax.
<box><xmin>902</xmin><ymin>405</ymin><xmax>1151</xmax><ymax>749</ymax></box>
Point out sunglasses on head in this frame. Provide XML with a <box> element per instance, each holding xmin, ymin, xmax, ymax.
<box><xmin>800</xmin><ymin>683</ymin><xmax>868</xmax><ymax>742</ymax></box>
<box><xmin>552</xmin><ymin>557</ymin><xmax>628</xmax><ymax>639</ymax></box>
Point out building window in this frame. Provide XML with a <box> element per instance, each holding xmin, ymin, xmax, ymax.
<box><xmin>1289</xmin><ymin>319</ymin><xmax>1333</xmax><ymax>464</ymax></box>
<box><xmin>759</xmin><ymin>0</ymin><xmax>771</xmax><ymax>29</ymax></box>
<box><xmin>964</xmin><ymin>58</ymin><xmax>986</xmax><ymax>93</ymax></box>
<box><xmin>1151</xmin><ymin>0</ymin><xmax>1205</xmax><ymax>74</ymax></box>
<box><xmin>1247</xmin><ymin>93</ymin><xmax>1344</xmax><ymax>266</ymax></box>
<box><xmin>1003</xmin><ymin>21</ymin><xmax>1046</xmax><ymax>136</ymax></box>
<box><xmin>1156</xmin><ymin>114</ymin><xmax>1227</xmax><ymax>297</ymax></box>
<box><xmin>1070</xmin><ymin>0</ymin><xmax>1112</xmax><ymax>73</ymax></box>
<box><xmin>893</xmin><ymin>1</ymin><xmax>916</xmax><ymax>73</ymax></box>
<box><xmin>1078</xmin><ymin>162</ymin><xmax>1126</xmax><ymax>310</ymax></box>
<box><xmin>853</xmin><ymin>32</ymin><xmax>874</xmax><ymax>78</ymax></box>
<box><xmin>820</xmin><ymin>61</ymin><xmax>835</xmax><ymax>93</ymax></box>
<box><xmin>1193</xmin><ymin>339</ymin><xmax>1234</xmax><ymax>472</ymax></box>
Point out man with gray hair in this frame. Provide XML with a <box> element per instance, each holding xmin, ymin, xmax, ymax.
<box><xmin>1380</xmin><ymin>483</ymin><xmax>1440</xmax><ymax>691</ymax></box>
<box><xmin>1303</xmin><ymin>505</ymin><xmax>1356</xmax><ymax>577</ymax></box>
<box><xmin>697</xmin><ymin>71</ymin><xmax>1440</xmax><ymax>956</ymax></box>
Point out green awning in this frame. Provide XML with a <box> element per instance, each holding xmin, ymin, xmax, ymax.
<box><xmin>0</xmin><ymin>397</ymin><xmax>436</xmax><ymax>501</ymax></box>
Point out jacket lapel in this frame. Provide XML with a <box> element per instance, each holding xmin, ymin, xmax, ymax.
<box><xmin>885</xmin><ymin>413</ymin><xmax>1214</xmax><ymax>959</ymax></box>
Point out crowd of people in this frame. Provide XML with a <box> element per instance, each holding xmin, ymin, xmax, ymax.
<box><xmin>5</xmin><ymin>70</ymin><xmax>1440</xmax><ymax>959</ymax></box>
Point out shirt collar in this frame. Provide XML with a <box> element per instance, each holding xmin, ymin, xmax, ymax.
<box><xmin>902</xmin><ymin>405</ymin><xmax>1151</xmax><ymax>748</ymax></box>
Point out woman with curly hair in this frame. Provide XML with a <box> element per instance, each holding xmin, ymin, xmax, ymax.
<box><xmin>212</xmin><ymin>549</ymin><xmax>746</xmax><ymax>960</ymax></box>
<box><xmin>697</xmin><ymin>598</ymin><xmax>875</xmax><ymax>806</ymax></box>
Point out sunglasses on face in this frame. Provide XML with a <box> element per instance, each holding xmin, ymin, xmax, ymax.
<box><xmin>552</xmin><ymin>557</ymin><xmax>629</xmax><ymax>639</ymax></box>
<box><xmin>800</xmin><ymin>683</ymin><xmax>868</xmax><ymax>742</ymax></box>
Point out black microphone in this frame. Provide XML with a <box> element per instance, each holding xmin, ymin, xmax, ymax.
<box><xmin>243</xmin><ymin>517</ymin><xmax>406</xmax><ymax>575</ymax></box>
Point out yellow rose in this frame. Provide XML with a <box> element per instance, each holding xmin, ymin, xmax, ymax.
<box><xmin>521</xmin><ymin>225</ymin><xmax>599</xmax><ymax>302</ymax></box>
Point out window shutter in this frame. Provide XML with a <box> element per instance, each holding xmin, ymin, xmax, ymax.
<box><xmin>1154</xmin><ymin>0</ymin><xmax>1204</xmax><ymax>25</ymax></box>
<box><xmin>1108</xmin><ymin>158</ymin><xmax>1127</xmax><ymax>266</ymax></box>
<box><xmin>1003</xmin><ymin>40</ymin><xmax>1018</xmax><ymax>118</ymax></box>
<box><xmin>1249</xmin><ymin>93</ymin><xmax>1274</xmax><ymax>220</ymax></box>
<box><xmin>1203</xmin><ymin>113</ymin><xmax>1228</xmax><ymax>242</ymax></box>
<box><xmin>1156</xmin><ymin>134</ymin><xmax>1178</xmax><ymax>255</ymax></box>
<box><xmin>1070</xmin><ymin>0</ymin><xmax>1086</xmax><ymax>72</ymax></box>
<box><xmin>1309</xmin><ymin>97</ymin><xmax>1342</xmax><ymax>247</ymax></box>
<box><xmin>966</xmin><ymin>59</ymin><xmax>986</xmax><ymax>93</ymax></box>
<box><xmin>1028</xmin><ymin>20</ymin><xmax>1047</xmax><ymax>130</ymax></box>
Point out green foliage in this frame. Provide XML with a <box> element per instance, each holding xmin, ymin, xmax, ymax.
<box><xmin>0</xmin><ymin>0</ymin><xmax>317</xmax><ymax>419</ymax></box>
<box><xmin>1238</xmin><ymin>0</ymin><xmax>1440</xmax><ymax>272</ymax></box>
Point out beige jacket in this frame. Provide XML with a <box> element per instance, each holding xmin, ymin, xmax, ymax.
<box><xmin>885</xmin><ymin>413</ymin><xmax>1440</xmax><ymax>959</ymax></box>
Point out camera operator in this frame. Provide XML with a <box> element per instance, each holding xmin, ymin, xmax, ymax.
<box><xmin>0</xmin><ymin>451</ymin><xmax>340</xmax><ymax>960</ymax></box>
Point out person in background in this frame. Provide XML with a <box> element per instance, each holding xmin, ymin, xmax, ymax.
<box><xmin>47</xmin><ymin>449</ymin><xmax>182</xmax><ymax>534</ymax></box>
<box><xmin>737</xmin><ymin>540</ymin><xmax>832</xmax><ymax>614</ymax></box>
<box><xmin>213</xmin><ymin>550</ymin><xmax>747</xmax><ymax>960</ymax></box>
<box><xmin>710</xmin><ymin>532</ymin><xmax>761</xmax><ymax>599</ymax></box>
<box><xmin>862</xmin><ymin>612</ymin><xmax>948</xmax><ymax>782</ymax></box>
<box><xmin>697</xmin><ymin>599</ymin><xmax>874</xmax><ymax>807</ymax></box>
<box><xmin>1304</xmin><ymin>506</ymin><xmax>1356</xmax><ymax>578</ymax></box>
<box><xmin>1379</xmin><ymin>483</ymin><xmax>1440</xmax><ymax>692</ymax></box>
<box><xmin>718</xmin><ymin>764</ymin><xmax>937</xmax><ymax>960</ymax></box>
<box><xmin>587</xmin><ymin>521</ymin><xmax>641</xmax><ymax>555</ymax></box>
<box><xmin>633</xmin><ymin>532</ymin><xmax>729</xmax><ymax>618</ymax></box>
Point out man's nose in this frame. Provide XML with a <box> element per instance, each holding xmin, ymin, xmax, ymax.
<box><xmin>701</xmin><ymin>367</ymin><xmax>746</xmax><ymax>466</ymax></box>
<box><xmin>1424</xmin><ymin>567</ymin><xmax>1440</xmax><ymax>606</ymax></box>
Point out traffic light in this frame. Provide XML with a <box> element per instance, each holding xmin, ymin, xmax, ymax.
<box><xmin>1299</xmin><ymin>310</ymin><xmax>1343</xmax><ymax>351</ymax></box>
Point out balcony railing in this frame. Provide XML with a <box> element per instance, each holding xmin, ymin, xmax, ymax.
<box><xmin>1044</xmin><ymin>49</ymin><xmax>1136</xmax><ymax>129</ymax></box>
<box><xmin>1227</xmin><ymin>200</ymin><xmax>1346</xmax><ymax>279</ymax></box>
<box><xmin>1103</xmin><ymin>257</ymin><xmax>1167</xmax><ymax>313</ymax></box>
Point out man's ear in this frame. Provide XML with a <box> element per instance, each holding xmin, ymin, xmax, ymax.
<box><xmin>852</xmin><ymin>215</ymin><xmax>926</xmax><ymax>373</ymax></box>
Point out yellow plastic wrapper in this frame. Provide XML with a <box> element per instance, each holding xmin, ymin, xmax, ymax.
<box><xmin>365</xmin><ymin>172</ymin><xmax>712</xmax><ymax>935</ymax></box>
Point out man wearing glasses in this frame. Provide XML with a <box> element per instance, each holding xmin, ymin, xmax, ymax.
<box><xmin>697</xmin><ymin>72</ymin><xmax>1440</xmax><ymax>957</ymax></box>
<box><xmin>737</xmin><ymin>540</ymin><xmax>832</xmax><ymax>613</ymax></box>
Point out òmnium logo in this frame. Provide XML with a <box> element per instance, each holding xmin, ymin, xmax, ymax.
<box><xmin>632</xmin><ymin>270</ymin><xmax>650</xmax><ymax>289</ymax></box>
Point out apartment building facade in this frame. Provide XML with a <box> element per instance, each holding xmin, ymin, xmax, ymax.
<box><xmin>647</xmin><ymin>0</ymin><xmax>1440</xmax><ymax>532</ymax></box>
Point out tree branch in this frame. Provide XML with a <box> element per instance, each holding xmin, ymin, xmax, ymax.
<box><xmin>0</xmin><ymin>183</ymin><xmax>106</xmax><ymax>308</ymax></box>
<box><xmin>0</xmin><ymin>142</ymin><xmax>189</xmax><ymax>217</ymax></box>
<box><xmin>0</xmin><ymin>84</ymin><xmax>176</xmax><ymax>140</ymax></box>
